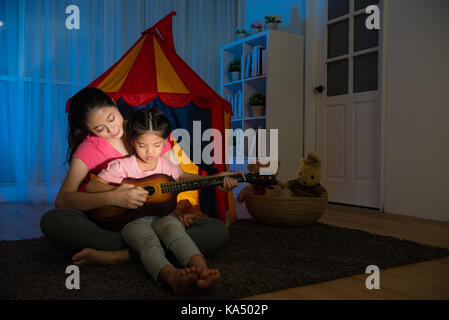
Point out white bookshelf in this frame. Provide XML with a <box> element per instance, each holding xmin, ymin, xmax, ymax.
<box><xmin>220</xmin><ymin>30</ymin><xmax>304</xmax><ymax>215</ymax></box>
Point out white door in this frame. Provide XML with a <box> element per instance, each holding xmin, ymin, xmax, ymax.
<box><xmin>315</xmin><ymin>0</ymin><xmax>381</xmax><ymax>208</ymax></box>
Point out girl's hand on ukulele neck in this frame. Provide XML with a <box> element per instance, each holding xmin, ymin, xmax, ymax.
<box><xmin>109</xmin><ymin>184</ymin><xmax>149</xmax><ymax>209</ymax></box>
<box><xmin>216</xmin><ymin>172</ymin><xmax>239</xmax><ymax>192</ymax></box>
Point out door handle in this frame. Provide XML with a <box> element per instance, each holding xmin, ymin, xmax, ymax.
<box><xmin>314</xmin><ymin>85</ymin><xmax>325</xmax><ymax>93</ymax></box>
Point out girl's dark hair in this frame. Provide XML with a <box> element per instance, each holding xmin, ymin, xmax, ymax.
<box><xmin>126</xmin><ymin>108</ymin><xmax>172</xmax><ymax>144</ymax></box>
<box><xmin>66</xmin><ymin>87</ymin><xmax>116</xmax><ymax>164</ymax></box>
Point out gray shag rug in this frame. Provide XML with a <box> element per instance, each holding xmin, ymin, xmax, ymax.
<box><xmin>1</xmin><ymin>219</ymin><xmax>448</xmax><ymax>300</ymax></box>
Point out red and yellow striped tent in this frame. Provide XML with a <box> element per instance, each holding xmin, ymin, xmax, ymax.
<box><xmin>74</xmin><ymin>12</ymin><xmax>236</xmax><ymax>224</ymax></box>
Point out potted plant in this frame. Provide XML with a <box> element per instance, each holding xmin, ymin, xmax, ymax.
<box><xmin>248</xmin><ymin>92</ymin><xmax>266</xmax><ymax>117</ymax></box>
<box><xmin>250</xmin><ymin>21</ymin><xmax>263</xmax><ymax>34</ymax></box>
<box><xmin>227</xmin><ymin>59</ymin><xmax>241</xmax><ymax>82</ymax></box>
<box><xmin>264</xmin><ymin>15</ymin><xmax>282</xmax><ymax>30</ymax></box>
<box><xmin>235</xmin><ymin>28</ymin><xmax>249</xmax><ymax>40</ymax></box>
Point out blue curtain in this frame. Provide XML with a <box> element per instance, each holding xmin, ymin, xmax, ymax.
<box><xmin>0</xmin><ymin>0</ymin><xmax>245</xmax><ymax>203</ymax></box>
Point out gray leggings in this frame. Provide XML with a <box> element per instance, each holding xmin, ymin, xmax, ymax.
<box><xmin>121</xmin><ymin>215</ymin><xmax>202</xmax><ymax>282</ymax></box>
<box><xmin>40</xmin><ymin>208</ymin><xmax>228</xmax><ymax>263</ymax></box>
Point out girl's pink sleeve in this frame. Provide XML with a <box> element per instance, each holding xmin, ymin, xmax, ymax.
<box><xmin>167</xmin><ymin>160</ymin><xmax>180</xmax><ymax>181</ymax></box>
<box><xmin>97</xmin><ymin>159</ymin><xmax>127</xmax><ymax>184</ymax></box>
<box><xmin>170</xmin><ymin>166</ymin><xmax>180</xmax><ymax>181</ymax></box>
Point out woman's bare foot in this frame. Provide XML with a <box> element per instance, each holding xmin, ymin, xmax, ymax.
<box><xmin>72</xmin><ymin>248</ymin><xmax>130</xmax><ymax>267</ymax></box>
<box><xmin>196</xmin><ymin>268</ymin><xmax>221</xmax><ymax>292</ymax></box>
<box><xmin>166</xmin><ymin>266</ymin><xmax>200</xmax><ymax>296</ymax></box>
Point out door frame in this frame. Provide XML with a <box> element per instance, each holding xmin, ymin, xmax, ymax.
<box><xmin>304</xmin><ymin>0</ymin><xmax>387</xmax><ymax>212</ymax></box>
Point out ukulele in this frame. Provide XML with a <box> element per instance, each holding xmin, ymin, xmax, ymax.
<box><xmin>90</xmin><ymin>172</ymin><xmax>277</xmax><ymax>230</ymax></box>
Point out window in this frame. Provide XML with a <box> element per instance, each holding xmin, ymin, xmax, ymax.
<box><xmin>326</xmin><ymin>0</ymin><xmax>381</xmax><ymax>97</ymax></box>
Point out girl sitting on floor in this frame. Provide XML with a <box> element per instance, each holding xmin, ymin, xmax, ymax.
<box><xmin>86</xmin><ymin>108</ymin><xmax>232</xmax><ymax>295</ymax></box>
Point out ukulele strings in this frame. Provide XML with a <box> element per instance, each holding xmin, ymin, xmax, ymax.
<box><xmin>160</xmin><ymin>173</ymin><xmax>246</xmax><ymax>193</ymax></box>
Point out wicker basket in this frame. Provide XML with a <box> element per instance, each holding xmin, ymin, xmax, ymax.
<box><xmin>244</xmin><ymin>187</ymin><xmax>328</xmax><ymax>227</ymax></box>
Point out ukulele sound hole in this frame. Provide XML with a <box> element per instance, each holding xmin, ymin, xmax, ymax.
<box><xmin>144</xmin><ymin>186</ymin><xmax>156</xmax><ymax>196</ymax></box>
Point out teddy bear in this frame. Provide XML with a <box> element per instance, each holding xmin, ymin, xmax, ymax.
<box><xmin>283</xmin><ymin>152</ymin><xmax>324</xmax><ymax>197</ymax></box>
<box><xmin>237</xmin><ymin>153</ymin><xmax>325</xmax><ymax>201</ymax></box>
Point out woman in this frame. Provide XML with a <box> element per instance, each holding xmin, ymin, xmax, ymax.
<box><xmin>40</xmin><ymin>87</ymin><xmax>237</xmax><ymax>266</ymax></box>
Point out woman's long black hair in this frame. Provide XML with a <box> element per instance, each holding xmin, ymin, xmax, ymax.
<box><xmin>126</xmin><ymin>108</ymin><xmax>172</xmax><ymax>144</ymax></box>
<box><xmin>66</xmin><ymin>87</ymin><xmax>116</xmax><ymax>165</ymax></box>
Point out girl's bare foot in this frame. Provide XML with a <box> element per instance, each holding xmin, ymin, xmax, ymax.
<box><xmin>196</xmin><ymin>268</ymin><xmax>221</xmax><ymax>292</ymax></box>
<box><xmin>72</xmin><ymin>248</ymin><xmax>130</xmax><ymax>267</ymax></box>
<box><xmin>167</xmin><ymin>267</ymin><xmax>199</xmax><ymax>296</ymax></box>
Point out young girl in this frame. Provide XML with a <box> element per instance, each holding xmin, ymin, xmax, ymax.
<box><xmin>86</xmin><ymin>108</ymin><xmax>222</xmax><ymax>295</ymax></box>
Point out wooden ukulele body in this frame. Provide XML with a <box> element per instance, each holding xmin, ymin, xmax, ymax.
<box><xmin>91</xmin><ymin>174</ymin><xmax>178</xmax><ymax>230</ymax></box>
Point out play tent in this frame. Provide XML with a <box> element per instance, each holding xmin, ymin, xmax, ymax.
<box><xmin>68</xmin><ymin>12</ymin><xmax>236</xmax><ymax>224</ymax></box>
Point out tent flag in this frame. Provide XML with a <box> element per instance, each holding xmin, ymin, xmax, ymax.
<box><xmin>145</xmin><ymin>11</ymin><xmax>177</xmax><ymax>52</ymax></box>
<box><xmin>66</xmin><ymin>12</ymin><xmax>236</xmax><ymax>224</ymax></box>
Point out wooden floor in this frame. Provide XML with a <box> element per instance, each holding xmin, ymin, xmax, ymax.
<box><xmin>1</xmin><ymin>202</ymin><xmax>448</xmax><ymax>299</ymax></box>
<box><xmin>241</xmin><ymin>204</ymin><xmax>449</xmax><ymax>300</ymax></box>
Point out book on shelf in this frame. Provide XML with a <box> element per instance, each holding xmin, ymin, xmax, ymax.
<box><xmin>245</xmin><ymin>53</ymin><xmax>252</xmax><ymax>79</ymax></box>
<box><xmin>256</xmin><ymin>45</ymin><xmax>265</xmax><ymax>76</ymax></box>
<box><xmin>245</xmin><ymin>46</ymin><xmax>265</xmax><ymax>79</ymax></box>
<box><xmin>252</xmin><ymin>47</ymin><xmax>256</xmax><ymax>77</ymax></box>
<box><xmin>261</xmin><ymin>48</ymin><xmax>267</xmax><ymax>75</ymax></box>
<box><xmin>229</xmin><ymin>90</ymin><xmax>243</xmax><ymax>120</ymax></box>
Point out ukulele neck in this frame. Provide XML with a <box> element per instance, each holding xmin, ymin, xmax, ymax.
<box><xmin>160</xmin><ymin>173</ymin><xmax>247</xmax><ymax>193</ymax></box>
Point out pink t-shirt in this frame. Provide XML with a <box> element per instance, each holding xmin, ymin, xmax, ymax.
<box><xmin>72</xmin><ymin>135</ymin><xmax>171</xmax><ymax>191</ymax></box>
<box><xmin>98</xmin><ymin>154</ymin><xmax>180</xmax><ymax>184</ymax></box>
